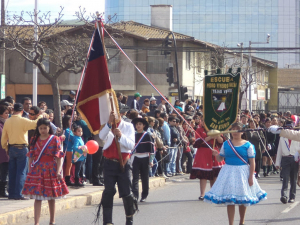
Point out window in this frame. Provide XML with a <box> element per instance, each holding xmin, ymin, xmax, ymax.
<box><xmin>265</xmin><ymin>70</ymin><xmax>269</xmax><ymax>83</ymax></box>
<box><xmin>186</xmin><ymin>51</ymin><xmax>191</xmax><ymax>70</ymax></box>
<box><xmin>25</xmin><ymin>49</ymin><xmax>50</xmax><ymax>74</ymax></box>
<box><xmin>146</xmin><ymin>50</ymin><xmax>171</xmax><ymax>74</ymax></box>
<box><xmin>107</xmin><ymin>49</ymin><xmax>120</xmax><ymax>73</ymax></box>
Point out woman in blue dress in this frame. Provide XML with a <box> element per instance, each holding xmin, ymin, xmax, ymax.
<box><xmin>204</xmin><ymin>122</ymin><xmax>267</xmax><ymax>225</ymax></box>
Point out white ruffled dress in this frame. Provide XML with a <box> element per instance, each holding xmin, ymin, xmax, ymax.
<box><xmin>204</xmin><ymin>141</ymin><xmax>267</xmax><ymax>206</ymax></box>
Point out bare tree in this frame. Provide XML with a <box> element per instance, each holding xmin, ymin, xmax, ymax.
<box><xmin>1</xmin><ymin>8</ymin><xmax>93</xmax><ymax>127</ymax></box>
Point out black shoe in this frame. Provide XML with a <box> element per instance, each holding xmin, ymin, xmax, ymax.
<box><xmin>199</xmin><ymin>196</ymin><xmax>204</xmax><ymax>201</ymax></box>
<box><xmin>93</xmin><ymin>181</ymin><xmax>104</xmax><ymax>186</ymax></box>
<box><xmin>288</xmin><ymin>199</ymin><xmax>295</xmax><ymax>203</ymax></box>
<box><xmin>74</xmin><ymin>177</ymin><xmax>84</xmax><ymax>187</ymax></box>
<box><xmin>280</xmin><ymin>196</ymin><xmax>288</xmax><ymax>204</ymax></box>
<box><xmin>140</xmin><ymin>198</ymin><xmax>146</xmax><ymax>202</ymax></box>
<box><xmin>65</xmin><ymin>176</ymin><xmax>74</xmax><ymax>186</ymax></box>
<box><xmin>0</xmin><ymin>181</ymin><xmax>8</xmax><ymax>197</ymax></box>
<box><xmin>263</xmin><ymin>172</ymin><xmax>267</xmax><ymax>177</ymax></box>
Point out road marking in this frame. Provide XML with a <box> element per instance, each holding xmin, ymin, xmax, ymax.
<box><xmin>281</xmin><ymin>201</ymin><xmax>300</xmax><ymax>213</ymax></box>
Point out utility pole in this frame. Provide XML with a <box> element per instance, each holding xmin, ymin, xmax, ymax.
<box><xmin>248</xmin><ymin>34</ymin><xmax>270</xmax><ymax>112</ymax></box>
<box><xmin>1</xmin><ymin>0</ymin><xmax>5</xmax><ymax>99</ymax></box>
<box><xmin>33</xmin><ymin>0</ymin><xmax>38</xmax><ymax>105</ymax></box>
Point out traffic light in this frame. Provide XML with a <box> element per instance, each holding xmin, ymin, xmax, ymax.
<box><xmin>166</xmin><ymin>67</ymin><xmax>174</xmax><ymax>86</ymax></box>
<box><xmin>163</xmin><ymin>38</ymin><xmax>173</xmax><ymax>56</ymax></box>
<box><xmin>180</xmin><ymin>86</ymin><xmax>188</xmax><ymax>101</ymax></box>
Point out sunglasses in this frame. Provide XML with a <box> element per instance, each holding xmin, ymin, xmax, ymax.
<box><xmin>29</xmin><ymin>113</ymin><xmax>36</xmax><ymax>116</ymax></box>
<box><xmin>172</xmin><ymin>120</ymin><xmax>176</xmax><ymax>122</ymax></box>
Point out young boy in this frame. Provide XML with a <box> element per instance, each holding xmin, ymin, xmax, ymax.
<box><xmin>131</xmin><ymin>117</ymin><xmax>155</xmax><ymax>202</ymax></box>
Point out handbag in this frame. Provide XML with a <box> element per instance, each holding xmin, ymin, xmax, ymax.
<box><xmin>163</xmin><ymin>148</ymin><xmax>172</xmax><ymax>163</ymax></box>
<box><xmin>155</xmin><ymin>136</ymin><xmax>164</xmax><ymax>149</ymax></box>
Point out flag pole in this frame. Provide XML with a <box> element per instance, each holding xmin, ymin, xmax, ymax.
<box><xmin>109</xmin><ymin>92</ymin><xmax>124</xmax><ymax>172</ymax></box>
<box><xmin>96</xmin><ymin>17</ymin><xmax>124</xmax><ymax>171</ymax></box>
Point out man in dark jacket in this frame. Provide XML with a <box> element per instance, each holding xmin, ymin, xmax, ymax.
<box><xmin>168</xmin><ymin>116</ymin><xmax>180</xmax><ymax>176</ymax></box>
<box><xmin>130</xmin><ymin>93</ymin><xmax>142</xmax><ymax>111</ymax></box>
<box><xmin>67</xmin><ymin>91</ymin><xmax>76</xmax><ymax>104</ymax></box>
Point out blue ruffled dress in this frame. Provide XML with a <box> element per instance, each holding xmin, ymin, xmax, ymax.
<box><xmin>204</xmin><ymin>140</ymin><xmax>267</xmax><ymax>206</ymax></box>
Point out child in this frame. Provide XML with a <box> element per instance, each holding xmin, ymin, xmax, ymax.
<box><xmin>62</xmin><ymin>115</ymin><xmax>74</xmax><ymax>186</ymax></box>
<box><xmin>275</xmin><ymin>133</ymin><xmax>300</xmax><ymax>204</ymax></box>
<box><xmin>131</xmin><ymin>117</ymin><xmax>155</xmax><ymax>202</ymax></box>
<box><xmin>204</xmin><ymin>122</ymin><xmax>267</xmax><ymax>225</ymax></box>
<box><xmin>72</xmin><ymin>124</ymin><xmax>87</xmax><ymax>187</ymax></box>
<box><xmin>22</xmin><ymin>118</ymin><xmax>69</xmax><ymax>225</ymax></box>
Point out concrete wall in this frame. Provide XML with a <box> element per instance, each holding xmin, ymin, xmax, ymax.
<box><xmin>277</xmin><ymin>69</ymin><xmax>300</xmax><ymax>88</ymax></box>
<box><xmin>268</xmin><ymin>68</ymin><xmax>278</xmax><ymax>111</ymax></box>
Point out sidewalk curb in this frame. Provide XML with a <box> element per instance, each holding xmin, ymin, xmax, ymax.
<box><xmin>0</xmin><ymin>177</ymin><xmax>166</xmax><ymax>225</ymax></box>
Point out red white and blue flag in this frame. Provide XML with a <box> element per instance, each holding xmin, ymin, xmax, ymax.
<box><xmin>77</xmin><ymin>22</ymin><xmax>119</xmax><ymax>135</ymax></box>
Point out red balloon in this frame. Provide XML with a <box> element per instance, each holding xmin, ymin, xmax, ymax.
<box><xmin>86</xmin><ymin>140</ymin><xmax>99</xmax><ymax>154</ymax></box>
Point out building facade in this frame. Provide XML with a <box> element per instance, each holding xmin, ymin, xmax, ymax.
<box><xmin>105</xmin><ymin>0</ymin><xmax>300</xmax><ymax>68</ymax></box>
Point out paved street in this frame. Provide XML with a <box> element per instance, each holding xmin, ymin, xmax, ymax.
<box><xmin>23</xmin><ymin>174</ymin><xmax>300</xmax><ymax>225</ymax></box>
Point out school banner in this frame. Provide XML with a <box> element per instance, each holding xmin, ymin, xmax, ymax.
<box><xmin>203</xmin><ymin>72</ymin><xmax>241</xmax><ymax>131</ymax></box>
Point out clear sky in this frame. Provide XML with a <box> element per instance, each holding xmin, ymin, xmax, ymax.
<box><xmin>5</xmin><ymin>0</ymin><xmax>105</xmax><ymax>21</ymax></box>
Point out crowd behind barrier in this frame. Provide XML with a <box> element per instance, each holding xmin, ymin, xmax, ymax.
<box><xmin>0</xmin><ymin>91</ymin><xmax>299</xmax><ymax>224</ymax></box>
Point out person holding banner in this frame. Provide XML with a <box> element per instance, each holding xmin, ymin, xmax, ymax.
<box><xmin>22</xmin><ymin>118</ymin><xmax>69</xmax><ymax>225</ymax></box>
<box><xmin>190</xmin><ymin>117</ymin><xmax>225</xmax><ymax>200</ymax></box>
<box><xmin>204</xmin><ymin>122</ymin><xmax>267</xmax><ymax>225</ymax></box>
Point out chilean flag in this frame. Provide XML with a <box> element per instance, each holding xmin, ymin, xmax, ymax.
<box><xmin>77</xmin><ymin>23</ymin><xmax>119</xmax><ymax>135</ymax></box>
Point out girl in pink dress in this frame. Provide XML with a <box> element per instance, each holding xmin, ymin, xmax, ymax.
<box><xmin>22</xmin><ymin>118</ymin><xmax>69</xmax><ymax>225</ymax></box>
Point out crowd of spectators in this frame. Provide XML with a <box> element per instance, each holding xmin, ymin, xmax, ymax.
<box><xmin>0</xmin><ymin>89</ymin><xmax>296</xmax><ymax>201</ymax></box>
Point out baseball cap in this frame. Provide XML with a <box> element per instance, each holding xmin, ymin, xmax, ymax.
<box><xmin>61</xmin><ymin>100</ymin><xmax>73</xmax><ymax>107</ymax></box>
<box><xmin>14</xmin><ymin>103</ymin><xmax>23</xmax><ymax>112</ymax></box>
<box><xmin>134</xmin><ymin>92</ymin><xmax>142</xmax><ymax>98</ymax></box>
<box><xmin>70</xmin><ymin>90</ymin><xmax>76</xmax><ymax>95</ymax></box>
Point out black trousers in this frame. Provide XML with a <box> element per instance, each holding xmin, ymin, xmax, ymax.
<box><xmin>181</xmin><ymin>152</ymin><xmax>193</xmax><ymax>173</ymax></box>
<box><xmin>101</xmin><ymin>158</ymin><xmax>132</xmax><ymax>224</ymax></box>
<box><xmin>155</xmin><ymin>151</ymin><xmax>163</xmax><ymax>174</ymax></box>
<box><xmin>281</xmin><ymin>156</ymin><xmax>299</xmax><ymax>199</ymax></box>
<box><xmin>92</xmin><ymin>147</ymin><xmax>104</xmax><ymax>184</ymax></box>
<box><xmin>132</xmin><ymin>157</ymin><xmax>149</xmax><ymax>200</ymax></box>
<box><xmin>103</xmin><ymin>158</ymin><xmax>132</xmax><ymax>198</ymax></box>
<box><xmin>255</xmin><ymin>156</ymin><xmax>262</xmax><ymax>177</ymax></box>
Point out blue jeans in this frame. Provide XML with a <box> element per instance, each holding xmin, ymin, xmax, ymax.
<box><xmin>177</xmin><ymin>147</ymin><xmax>183</xmax><ymax>173</ymax></box>
<box><xmin>170</xmin><ymin>147</ymin><xmax>178</xmax><ymax>174</ymax></box>
<box><xmin>74</xmin><ymin>160</ymin><xmax>84</xmax><ymax>178</ymax></box>
<box><xmin>85</xmin><ymin>154</ymin><xmax>93</xmax><ymax>180</ymax></box>
<box><xmin>149</xmin><ymin>157</ymin><xmax>158</xmax><ymax>177</ymax></box>
<box><xmin>165</xmin><ymin>148</ymin><xmax>172</xmax><ymax>174</ymax></box>
<box><xmin>8</xmin><ymin>147</ymin><xmax>28</xmax><ymax>199</ymax></box>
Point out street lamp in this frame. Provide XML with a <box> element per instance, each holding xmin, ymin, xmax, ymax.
<box><xmin>237</xmin><ymin>42</ymin><xmax>243</xmax><ymax>65</ymax></box>
<box><xmin>248</xmin><ymin>34</ymin><xmax>270</xmax><ymax>112</ymax></box>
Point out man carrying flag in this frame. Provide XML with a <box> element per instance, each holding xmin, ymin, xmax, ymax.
<box><xmin>77</xmin><ymin>22</ymin><xmax>137</xmax><ymax>225</ymax></box>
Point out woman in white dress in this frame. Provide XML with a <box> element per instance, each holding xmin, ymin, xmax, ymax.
<box><xmin>204</xmin><ymin>122</ymin><xmax>267</xmax><ymax>225</ymax></box>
